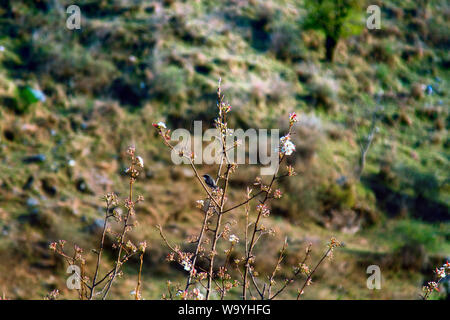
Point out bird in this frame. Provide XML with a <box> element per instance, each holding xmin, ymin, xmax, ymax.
<box><xmin>202</xmin><ymin>174</ymin><xmax>218</xmax><ymax>190</ymax></box>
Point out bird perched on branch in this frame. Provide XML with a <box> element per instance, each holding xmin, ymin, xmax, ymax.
<box><xmin>202</xmin><ymin>174</ymin><xmax>218</xmax><ymax>190</ymax></box>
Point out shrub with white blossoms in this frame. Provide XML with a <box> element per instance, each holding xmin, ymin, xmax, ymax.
<box><xmin>49</xmin><ymin>146</ymin><xmax>147</xmax><ymax>300</ymax></box>
<box><xmin>154</xmin><ymin>82</ymin><xmax>341</xmax><ymax>301</ymax></box>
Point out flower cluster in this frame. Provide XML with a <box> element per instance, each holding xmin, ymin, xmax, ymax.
<box><xmin>101</xmin><ymin>192</ymin><xmax>119</xmax><ymax>207</ymax></box>
<box><xmin>165</xmin><ymin>245</ymin><xmax>195</xmax><ymax>274</ymax></box>
<box><xmin>228</xmin><ymin>234</ymin><xmax>239</xmax><ymax>244</ymax></box>
<box><xmin>195</xmin><ymin>200</ymin><xmax>204</xmax><ymax>209</ymax></box>
<box><xmin>126</xmin><ymin>240</ymin><xmax>137</xmax><ymax>253</ymax></box>
<box><xmin>299</xmin><ymin>263</ymin><xmax>310</xmax><ymax>275</ymax></box>
<box><xmin>152</xmin><ymin>121</ymin><xmax>171</xmax><ymax>141</ymax></box>
<box><xmin>125</xmin><ymin>147</ymin><xmax>145</xmax><ymax>181</ymax></box>
<box><xmin>136</xmin><ymin>156</ymin><xmax>144</xmax><ymax>168</ymax></box>
<box><xmin>279</xmin><ymin>135</ymin><xmax>296</xmax><ymax>156</ymax></box>
<box><xmin>214</xmin><ymin>81</ymin><xmax>231</xmax><ymax>136</ymax></box>
<box><xmin>326</xmin><ymin>237</ymin><xmax>342</xmax><ymax>260</ymax></box>
<box><xmin>44</xmin><ymin>289</ymin><xmax>60</xmax><ymax>300</ymax></box>
<box><xmin>274</xmin><ymin>189</ymin><xmax>282</xmax><ymax>199</ymax></box>
<box><xmin>176</xmin><ymin>290</ymin><xmax>187</xmax><ymax>299</ymax></box>
<box><xmin>423</xmin><ymin>260</ymin><xmax>449</xmax><ymax>299</ymax></box>
<box><xmin>181</xmin><ymin>259</ymin><xmax>192</xmax><ymax>272</ymax></box>
<box><xmin>217</xmin><ymin>78</ymin><xmax>231</xmax><ymax>116</ymax></box>
<box><xmin>153</xmin><ymin>121</ymin><xmax>166</xmax><ymax>130</ymax></box>
<box><xmin>286</xmin><ymin>165</ymin><xmax>296</xmax><ymax>176</ymax></box>
<box><xmin>435</xmin><ymin>267</ymin><xmax>446</xmax><ymax>279</ymax></box>
<box><xmin>192</xmin><ymin>288</ymin><xmax>204</xmax><ymax>300</ymax></box>
<box><xmin>328</xmin><ymin>237</ymin><xmax>342</xmax><ymax>249</ymax></box>
<box><xmin>256</xmin><ymin>203</ymin><xmax>270</xmax><ymax>217</ymax></box>
<box><xmin>423</xmin><ymin>281</ymin><xmax>440</xmax><ymax>295</ymax></box>
<box><xmin>289</xmin><ymin>112</ymin><xmax>298</xmax><ymax>126</ymax></box>
<box><xmin>294</xmin><ymin>263</ymin><xmax>310</xmax><ymax>276</ymax></box>
<box><xmin>139</xmin><ymin>241</ymin><xmax>148</xmax><ymax>253</ymax></box>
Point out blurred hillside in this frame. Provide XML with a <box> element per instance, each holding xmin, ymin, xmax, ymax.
<box><xmin>0</xmin><ymin>0</ymin><xmax>449</xmax><ymax>299</ymax></box>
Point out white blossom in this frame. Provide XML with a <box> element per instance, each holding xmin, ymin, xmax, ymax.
<box><xmin>280</xmin><ymin>135</ymin><xmax>296</xmax><ymax>155</ymax></box>
<box><xmin>229</xmin><ymin>234</ymin><xmax>239</xmax><ymax>243</ymax></box>
<box><xmin>195</xmin><ymin>200</ymin><xmax>204</xmax><ymax>209</ymax></box>
<box><xmin>436</xmin><ymin>267</ymin><xmax>446</xmax><ymax>279</ymax></box>
<box><xmin>136</xmin><ymin>156</ymin><xmax>144</xmax><ymax>168</ymax></box>
<box><xmin>181</xmin><ymin>259</ymin><xmax>192</xmax><ymax>271</ymax></box>
<box><xmin>193</xmin><ymin>288</ymin><xmax>204</xmax><ymax>300</ymax></box>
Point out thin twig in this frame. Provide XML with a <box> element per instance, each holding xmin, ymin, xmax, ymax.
<box><xmin>297</xmin><ymin>247</ymin><xmax>332</xmax><ymax>300</ymax></box>
<box><xmin>89</xmin><ymin>204</ymin><xmax>110</xmax><ymax>299</ymax></box>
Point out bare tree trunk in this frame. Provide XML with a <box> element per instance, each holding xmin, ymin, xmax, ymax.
<box><xmin>325</xmin><ymin>35</ymin><xmax>338</xmax><ymax>62</ymax></box>
<box><xmin>355</xmin><ymin>107</ymin><xmax>380</xmax><ymax>180</ymax></box>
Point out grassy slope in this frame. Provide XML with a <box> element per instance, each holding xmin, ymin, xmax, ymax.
<box><xmin>0</xmin><ymin>0</ymin><xmax>448</xmax><ymax>299</ymax></box>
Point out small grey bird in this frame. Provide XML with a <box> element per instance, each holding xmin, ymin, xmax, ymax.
<box><xmin>202</xmin><ymin>174</ymin><xmax>218</xmax><ymax>189</ymax></box>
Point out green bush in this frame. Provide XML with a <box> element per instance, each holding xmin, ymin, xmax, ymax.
<box><xmin>391</xmin><ymin>220</ymin><xmax>444</xmax><ymax>252</ymax></box>
<box><xmin>318</xmin><ymin>182</ymin><xmax>356</xmax><ymax>211</ymax></box>
<box><xmin>303</xmin><ymin>0</ymin><xmax>362</xmax><ymax>61</ymax></box>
